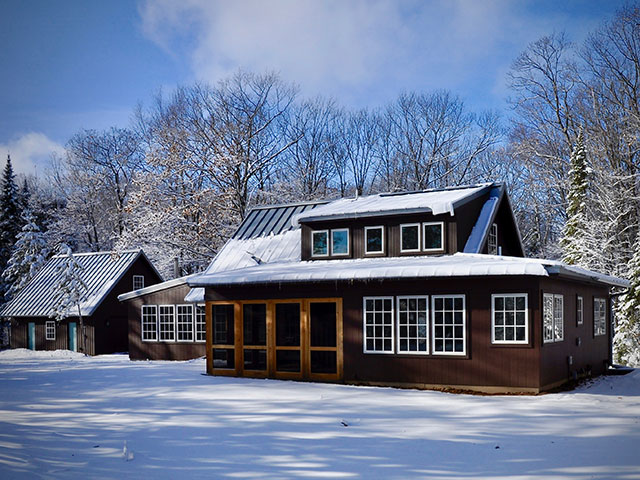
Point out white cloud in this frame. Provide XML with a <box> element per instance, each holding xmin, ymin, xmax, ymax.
<box><xmin>0</xmin><ymin>133</ymin><xmax>65</xmax><ymax>176</ymax></box>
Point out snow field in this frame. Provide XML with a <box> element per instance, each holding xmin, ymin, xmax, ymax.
<box><xmin>0</xmin><ymin>349</ymin><xmax>639</xmax><ymax>479</ymax></box>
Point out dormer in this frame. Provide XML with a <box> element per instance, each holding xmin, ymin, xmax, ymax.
<box><xmin>294</xmin><ymin>183</ymin><xmax>524</xmax><ymax>261</ymax></box>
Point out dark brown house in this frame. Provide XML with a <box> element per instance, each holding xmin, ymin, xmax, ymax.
<box><xmin>127</xmin><ymin>181</ymin><xmax>625</xmax><ymax>393</ymax></box>
<box><xmin>0</xmin><ymin>250</ymin><xmax>162</xmax><ymax>355</ymax></box>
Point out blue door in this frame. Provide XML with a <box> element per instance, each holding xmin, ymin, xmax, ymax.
<box><xmin>68</xmin><ymin>322</ymin><xmax>77</xmax><ymax>352</ymax></box>
<box><xmin>28</xmin><ymin>322</ymin><xmax>35</xmax><ymax>350</ymax></box>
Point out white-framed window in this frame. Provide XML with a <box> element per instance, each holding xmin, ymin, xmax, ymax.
<box><xmin>176</xmin><ymin>304</ymin><xmax>194</xmax><ymax>341</ymax></box>
<box><xmin>195</xmin><ymin>304</ymin><xmax>206</xmax><ymax>342</ymax></box>
<box><xmin>133</xmin><ymin>275</ymin><xmax>144</xmax><ymax>290</ymax></box>
<box><xmin>159</xmin><ymin>305</ymin><xmax>175</xmax><ymax>341</ymax></box>
<box><xmin>363</xmin><ymin>296</ymin><xmax>394</xmax><ymax>353</ymax></box>
<box><xmin>594</xmin><ymin>298</ymin><xmax>607</xmax><ymax>336</ymax></box>
<box><xmin>423</xmin><ymin>222</ymin><xmax>444</xmax><ymax>252</ymax></box>
<box><xmin>492</xmin><ymin>294</ymin><xmax>528</xmax><ymax>344</ymax></box>
<box><xmin>432</xmin><ymin>295</ymin><xmax>466</xmax><ymax>355</ymax></box>
<box><xmin>311</xmin><ymin>230</ymin><xmax>329</xmax><ymax>257</ymax></box>
<box><xmin>543</xmin><ymin>293</ymin><xmax>563</xmax><ymax>343</ymax></box>
<box><xmin>488</xmin><ymin>223</ymin><xmax>498</xmax><ymax>255</ymax></box>
<box><xmin>577</xmin><ymin>296</ymin><xmax>584</xmax><ymax>325</ymax></box>
<box><xmin>141</xmin><ymin>305</ymin><xmax>158</xmax><ymax>341</ymax></box>
<box><xmin>364</xmin><ymin>226</ymin><xmax>384</xmax><ymax>255</ymax></box>
<box><xmin>397</xmin><ymin>296</ymin><xmax>428</xmax><ymax>353</ymax></box>
<box><xmin>331</xmin><ymin>228</ymin><xmax>350</xmax><ymax>256</ymax></box>
<box><xmin>400</xmin><ymin>223</ymin><xmax>421</xmax><ymax>253</ymax></box>
<box><xmin>45</xmin><ymin>321</ymin><xmax>56</xmax><ymax>341</ymax></box>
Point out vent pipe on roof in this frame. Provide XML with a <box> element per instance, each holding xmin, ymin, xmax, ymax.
<box><xmin>173</xmin><ymin>257</ymin><xmax>180</xmax><ymax>279</ymax></box>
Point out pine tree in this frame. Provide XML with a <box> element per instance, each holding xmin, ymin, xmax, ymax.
<box><xmin>0</xmin><ymin>155</ymin><xmax>22</xmax><ymax>300</ymax></box>
<box><xmin>561</xmin><ymin>130</ymin><xmax>589</xmax><ymax>266</ymax></box>
<box><xmin>50</xmin><ymin>245</ymin><xmax>88</xmax><ymax>353</ymax></box>
<box><xmin>1</xmin><ymin>209</ymin><xmax>49</xmax><ymax>301</ymax></box>
<box><xmin>614</xmin><ymin>230</ymin><xmax>640</xmax><ymax>366</ymax></box>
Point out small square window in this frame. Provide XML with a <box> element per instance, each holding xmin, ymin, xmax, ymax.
<box><xmin>365</xmin><ymin>226</ymin><xmax>384</xmax><ymax>254</ymax></box>
<box><xmin>312</xmin><ymin>230</ymin><xmax>329</xmax><ymax>257</ymax></box>
<box><xmin>331</xmin><ymin>229</ymin><xmax>349</xmax><ymax>256</ymax></box>
<box><xmin>400</xmin><ymin>224</ymin><xmax>420</xmax><ymax>252</ymax></box>
<box><xmin>423</xmin><ymin>222</ymin><xmax>444</xmax><ymax>251</ymax></box>
<box><xmin>133</xmin><ymin>275</ymin><xmax>144</xmax><ymax>290</ymax></box>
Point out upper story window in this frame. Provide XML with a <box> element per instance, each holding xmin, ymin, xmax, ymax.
<box><xmin>400</xmin><ymin>223</ymin><xmax>421</xmax><ymax>253</ymax></box>
<box><xmin>423</xmin><ymin>222</ymin><xmax>444</xmax><ymax>252</ymax></box>
<box><xmin>331</xmin><ymin>229</ymin><xmax>349</xmax><ymax>256</ymax></box>
<box><xmin>365</xmin><ymin>226</ymin><xmax>384</xmax><ymax>255</ymax></box>
<box><xmin>311</xmin><ymin>230</ymin><xmax>329</xmax><ymax>257</ymax></box>
<box><xmin>133</xmin><ymin>275</ymin><xmax>144</xmax><ymax>290</ymax></box>
<box><xmin>492</xmin><ymin>294</ymin><xmax>528</xmax><ymax>344</ymax></box>
<box><xmin>543</xmin><ymin>293</ymin><xmax>563</xmax><ymax>343</ymax></box>
<box><xmin>488</xmin><ymin>223</ymin><xmax>498</xmax><ymax>255</ymax></box>
<box><xmin>594</xmin><ymin>298</ymin><xmax>607</xmax><ymax>336</ymax></box>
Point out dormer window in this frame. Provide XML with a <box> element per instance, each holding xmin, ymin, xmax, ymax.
<box><xmin>331</xmin><ymin>229</ymin><xmax>349</xmax><ymax>256</ymax></box>
<box><xmin>423</xmin><ymin>222</ymin><xmax>444</xmax><ymax>252</ymax></box>
<box><xmin>488</xmin><ymin>223</ymin><xmax>498</xmax><ymax>255</ymax></box>
<box><xmin>400</xmin><ymin>224</ymin><xmax>421</xmax><ymax>253</ymax></box>
<box><xmin>365</xmin><ymin>226</ymin><xmax>384</xmax><ymax>255</ymax></box>
<box><xmin>311</xmin><ymin>230</ymin><xmax>329</xmax><ymax>257</ymax></box>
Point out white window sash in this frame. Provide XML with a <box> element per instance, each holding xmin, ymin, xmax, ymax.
<box><xmin>422</xmin><ymin>222</ymin><xmax>445</xmax><ymax>252</ymax></box>
<box><xmin>364</xmin><ymin>226</ymin><xmax>385</xmax><ymax>255</ymax></box>
<box><xmin>396</xmin><ymin>296</ymin><xmax>429</xmax><ymax>354</ymax></box>
<box><xmin>331</xmin><ymin>228</ymin><xmax>350</xmax><ymax>256</ymax></box>
<box><xmin>431</xmin><ymin>295</ymin><xmax>466</xmax><ymax>356</ymax></box>
<box><xmin>363</xmin><ymin>296</ymin><xmax>395</xmax><ymax>354</ymax></box>
<box><xmin>399</xmin><ymin>223</ymin><xmax>421</xmax><ymax>253</ymax></box>
<box><xmin>491</xmin><ymin>293</ymin><xmax>528</xmax><ymax>345</ymax></box>
<box><xmin>311</xmin><ymin>230</ymin><xmax>329</xmax><ymax>257</ymax></box>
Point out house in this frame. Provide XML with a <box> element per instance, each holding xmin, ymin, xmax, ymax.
<box><xmin>0</xmin><ymin>250</ymin><xmax>162</xmax><ymax>355</ymax></box>
<box><xmin>183</xmin><ymin>182</ymin><xmax>628</xmax><ymax>393</ymax></box>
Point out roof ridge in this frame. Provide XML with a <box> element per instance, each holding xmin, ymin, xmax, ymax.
<box><xmin>51</xmin><ymin>249</ymin><xmax>142</xmax><ymax>259</ymax></box>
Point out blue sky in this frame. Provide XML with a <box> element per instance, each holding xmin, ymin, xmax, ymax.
<box><xmin>0</xmin><ymin>0</ymin><xmax>625</xmax><ymax>175</ymax></box>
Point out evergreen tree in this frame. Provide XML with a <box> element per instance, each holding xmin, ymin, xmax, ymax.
<box><xmin>0</xmin><ymin>155</ymin><xmax>22</xmax><ymax>301</ymax></box>
<box><xmin>1</xmin><ymin>209</ymin><xmax>49</xmax><ymax>301</ymax></box>
<box><xmin>50</xmin><ymin>245</ymin><xmax>88</xmax><ymax>353</ymax></box>
<box><xmin>614</xmin><ymin>230</ymin><xmax>640</xmax><ymax>366</ymax></box>
<box><xmin>561</xmin><ymin>130</ymin><xmax>589</xmax><ymax>266</ymax></box>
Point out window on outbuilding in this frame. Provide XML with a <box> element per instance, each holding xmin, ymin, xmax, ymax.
<box><xmin>432</xmin><ymin>295</ymin><xmax>466</xmax><ymax>355</ymax></box>
<box><xmin>577</xmin><ymin>296</ymin><xmax>584</xmax><ymax>326</ymax></box>
<box><xmin>159</xmin><ymin>305</ymin><xmax>175</xmax><ymax>341</ymax></box>
<box><xmin>363</xmin><ymin>297</ymin><xmax>394</xmax><ymax>353</ymax></box>
<box><xmin>400</xmin><ymin>224</ymin><xmax>421</xmax><ymax>253</ymax></box>
<box><xmin>423</xmin><ymin>222</ymin><xmax>444</xmax><ymax>252</ymax></box>
<box><xmin>133</xmin><ymin>275</ymin><xmax>144</xmax><ymax>290</ymax></box>
<box><xmin>594</xmin><ymin>298</ymin><xmax>607</xmax><ymax>336</ymax></box>
<box><xmin>364</xmin><ymin>226</ymin><xmax>384</xmax><ymax>254</ymax></box>
<box><xmin>492</xmin><ymin>294</ymin><xmax>528</xmax><ymax>344</ymax></box>
<box><xmin>141</xmin><ymin>305</ymin><xmax>158</xmax><ymax>341</ymax></box>
<box><xmin>45</xmin><ymin>321</ymin><xmax>56</xmax><ymax>341</ymax></box>
<box><xmin>543</xmin><ymin>293</ymin><xmax>563</xmax><ymax>343</ymax></box>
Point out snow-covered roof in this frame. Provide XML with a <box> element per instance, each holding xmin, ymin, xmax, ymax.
<box><xmin>292</xmin><ymin>183</ymin><xmax>492</xmax><ymax>224</ymax></box>
<box><xmin>1</xmin><ymin>250</ymin><xmax>160</xmax><ymax>318</ymax></box>
<box><xmin>188</xmin><ymin>253</ymin><xmax>629</xmax><ymax>288</ymax></box>
<box><xmin>117</xmin><ymin>273</ymin><xmax>199</xmax><ymax>302</ymax></box>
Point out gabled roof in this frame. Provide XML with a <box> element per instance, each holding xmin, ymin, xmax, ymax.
<box><xmin>1</xmin><ymin>250</ymin><xmax>161</xmax><ymax>318</ymax></box>
<box><xmin>293</xmin><ymin>183</ymin><xmax>492</xmax><ymax>224</ymax></box>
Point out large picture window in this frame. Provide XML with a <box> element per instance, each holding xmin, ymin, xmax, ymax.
<box><xmin>195</xmin><ymin>304</ymin><xmax>206</xmax><ymax>342</ymax></box>
<box><xmin>400</xmin><ymin>224</ymin><xmax>421</xmax><ymax>253</ymax></box>
<box><xmin>397</xmin><ymin>296</ymin><xmax>428</xmax><ymax>353</ymax></box>
<box><xmin>159</xmin><ymin>305</ymin><xmax>175</xmax><ymax>341</ymax></box>
<box><xmin>492</xmin><ymin>294</ymin><xmax>528</xmax><ymax>344</ymax></box>
<box><xmin>177</xmin><ymin>304</ymin><xmax>194</xmax><ymax>341</ymax></box>
<box><xmin>364</xmin><ymin>226</ymin><xmax>384</xmax><ymax>255</ymax></box>
<box><xmin>311</xmin><ymin>230</ymin><xmax>329</xmax><ymax>257</ymax></box>
<box><xmin>432</xmin><ymin>295</ymin><xmax>466</xmax><ymax>355</ymax></box>
<box><xmin>423</xmin><ymin>222</ymin><xmax>444</xmax><ymax>251</ymax></box>
<box><xmin>142</xmin><ymin>305</ymin><xmax>157</xmax><ymax>341</ymax></box>
<box><xmin>363</xmin><ymin>297</ymin><xmax>394</xmax><ymax>353</ymax></box>
<box><xmin>594</xmin><ymin>298</ymin><xmax>607</xmax><ymax>336</ymax></box>
<box><xmin>543</xmin><ymin>293</ymin><xmax>563</xmax><ymax>343</ymax></box>
<box><xmin>45</xmin><ymin>321</ymin><xmax>56</xmax><ymax>341</ymax></box>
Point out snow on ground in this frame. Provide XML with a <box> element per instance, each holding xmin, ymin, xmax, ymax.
<box><xmin>0</xmin><ymin>350</ymin><xmax>639</xmax><ymax>479</ymax></box>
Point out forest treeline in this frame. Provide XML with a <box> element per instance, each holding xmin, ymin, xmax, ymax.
<box><xmin>2</xmin><ymin>5</ymin><xmax>640</xmax><ymax>363</ymax></box>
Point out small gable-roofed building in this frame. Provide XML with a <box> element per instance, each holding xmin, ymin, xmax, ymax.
<box><xmin>186</xmin><ymin>182</ymin><xmax>628</xmax><ymax>393</ymax></box>
<box><xmin>0</xmin><ymin>250</ymin><xmax>162</xmax><ymax>355</ymax></box>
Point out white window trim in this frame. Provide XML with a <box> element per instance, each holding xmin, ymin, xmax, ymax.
<box><xmin>158</xmin><ymin>304</ymin><xmax>176</xmax><ymax>342</ymax></box>
<box><xmin>491</xmin><ymin>293</ymin><xmax>529</xmax><ymax>345</ymax></box>
<box><xmin>176</xmin><ymin>304</ymin><xmax>194</xmax><ymax>342</ymax></box>
<box><xmin>311</xmin><ymin>230</ymin><xmax>329</xmax><ymax>258</ymax></box>
<box><xmin>577</xmin><ymin>296</ymin><xmax>584</xmax><ymax>326</ymax></box>
<box><xmin>488</xmin><ymin>223</ymin><xmax>498</xmax><ymax>255</ymax></box>
<box><xmin>431</xmin><ymin>294</ymin><xmax>466</xmax><ymax>356</ymax></box>
<box><xmin>195</xmin><ymin>304</ymin><xmax>206</xmax><ymax>343</ymax></box>
<box><xmin>363</xmin><ymin>296</ymin><xmax>395</xmax><ymax>354</ymax></box>
<box><xmin>141</xmin><ymin>305</ymin><xmax>158</xmax><ymax>342</ymax></box>
<box><xmin>364</xmin><ymin>226</ymin><xmax>385</xmax><ymax>255</ymax></box>
<box><xmin>396</xmin><ymin>296</ymin><xmax>429</xmax><ymax>354</ymax></box>
<box><xmin>400</xmin><ymin>223</ymin><xmax>422</xmax><ymax>253</ymax></box>
<box><xmin>594</xmin><ymin>297</ymin><xmax>607</xmax><ymax>336</ymax></box>
<box><xmin>543</xmin><ymin>293</ymin><xmax>564</xmax><ymax>343</ymax></box>
<box><xmin>422</xmin><ymin>222</ymin><xmax>445</xmax><ymax>252</ymax></box>
<box><xmin>45</xmin><ymin>321</ymin><xmax>56</xmax><ymax>341</ymax></box>
<box><xmin>331</xmin><ymin>228</ymin><xmax>350</xmax><ymax>257</ymax></box>
<box><xmin>133</xmin><ymin>275</ymin><xmax>144</xmax><ymax>290</ymax></box>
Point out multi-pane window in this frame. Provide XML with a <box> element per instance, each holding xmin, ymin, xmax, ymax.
<box><xmin>543</xmin><ymin>293</ymin><xmax>563</xmax><ymax>343</ymax></box>
<box><xmin>331</xmin><ymin>229</ymin><xmax>349</xmax><ymax>256</ymax></box>
<box><xmin>311</xmin><ymin>230</ymin><xmax>329</xmax><ymax>257</ymax></box>
<box><xmin>397</xmin><ymin>296</ymin><xmax>428</xmax><ymax>353</ymax></box>
<box><xmin>159</xmin><ymin>305</ymin><xmax>175</xmax><ymax>341</ymax></box>
<box><xmin>363</xmin><ymin>297</ymin><xmax>394</xmax><ymax>353</ymax></box>
<box><xmin>177</xmin><ymin>305</ymin><xmax>194</xmax><ymax>341</ymax></box>
<box><xmin>364</xmin><ymin>226</ymin><xmax>384</xmax><ymax>254</ymax></box>
<box><xmin>133</xmin><ymin>275</ymin><xmax>145</xmax><ymax>290</ymax></box>
<box><xmin>423</xmin><ymin>222</ymin><xmax>444</xmax><ymax>251</ymax></box>
<box><xmin>45</xmin><ymin>321</ymin><xmax>55</xmax><ymax>341</ymax></box>
<box><xmin>400</xmin><ymin>224</ymin><xmax>421</xmax><ymax>253</ymax></box>
<box><xmin>577</xmin><ymin>296</ymin><xmax>584</xmax><ymax>325</ymax></box>
<box><xmin>432</xmin><ymin>295</ymin><xmax>466</xmax><ymax>355</ymax></box>
<box><xmin>195</xmin><ymin>304</ymin><xmax>206</xmax><ymax>342</ymax></box>
<box><xmin>492</xmin><ymin>294</ymin><xmax>528</xmax><ymax>344</ymax></box>
<box><xmin>488</xmin><ymin>223</ymin><xmax>498</xmax><ymax>255</ymax></box>
<box><xmin>142</xmin><ymin>305</ymin><xmax>157</xmax><ymax>341</ymax></box>
<box><xmin>594</xmin><ymin>298</ymin><xmax>607</xmax><ymax>336</ymax></box>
